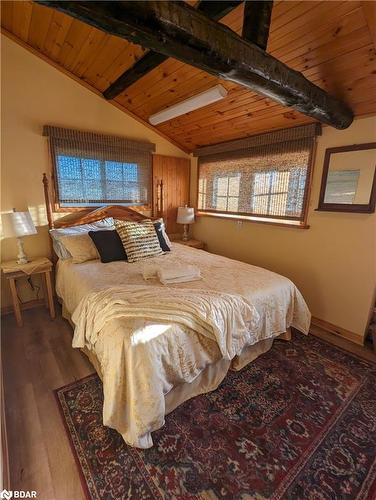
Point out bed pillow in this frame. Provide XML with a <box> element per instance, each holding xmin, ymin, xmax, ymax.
<box><xmin>115</xmin><ymin>219</ymin><xmax>164</xmax><ymax>263</ymax></box>
<box><xmin>49</xmin><ymin>218</ymin><xmax>114</xmax><ymax>260</ymax></box>
<box><xmin>153</xmin><ymin>221</ymin><xmax>171</xmax><ymax>252</ymax></box>
<box><xmin>59</xmin><ymin>233</ymin><xmax>99</xmax><ymax>263</ymax></box>
<box><xmin>88</xmin><ymin>230</ymin><xmax>127</xmax><ymax>263</ymax></box>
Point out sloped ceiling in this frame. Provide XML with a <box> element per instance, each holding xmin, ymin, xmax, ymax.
<box><xmin>1</xmin><ymin>1</ymin><xmax>376</xmax><ymax>152</ymax></box>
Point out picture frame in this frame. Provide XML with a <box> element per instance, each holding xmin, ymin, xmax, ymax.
<box><xmin>317</xmin><ymin>142</ymin><xmax>376</xmax><ymax>213</ymax></box>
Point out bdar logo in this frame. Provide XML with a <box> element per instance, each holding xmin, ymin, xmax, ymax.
<box><xmin>0</xmin><ymin>492</ymin><xmax>36</xmax><ymax>499</ymax></box>
<box><xmin>0</xmin><ymin>490</ymin><xmax>12</xmax><ymax>499</ymax></box>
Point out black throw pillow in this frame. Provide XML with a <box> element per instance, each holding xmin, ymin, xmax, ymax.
<box><xmin>88</xmin><ymin>230</ymin><xmax>127</xmax><ymax>263</ymax></box>
<box><xmin>154</xmin><ymin>221</ymin><xmax>171</xmax><ymax>252</ymax></box>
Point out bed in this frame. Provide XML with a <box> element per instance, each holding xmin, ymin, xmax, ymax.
<box><xmin>43</xmin><ymin>175</ymin><xmax>311</xmax><ymax>448</ymax></box>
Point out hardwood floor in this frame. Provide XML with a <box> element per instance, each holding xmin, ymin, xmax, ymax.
<box><xmin>2</xmin><ymin>306</ymin><xmax>375</xmax><ymax>499</ymax></box>
<box><xmin>2</xmin><ymin>305</ymin><xmax>94</xmax><ymax>500</ymax></box>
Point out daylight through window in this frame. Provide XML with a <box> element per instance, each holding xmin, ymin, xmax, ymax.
<box><xmin>44</xmin><ymin>126</ymin><xmax>155</xmax><ymax>208</ymax></box>
<box><xmin>197</xmin><ymin>125</ymin><xmax>320</xmax><ymax>223</ymax></box>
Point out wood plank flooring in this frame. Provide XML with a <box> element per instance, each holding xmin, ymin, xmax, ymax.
<box><xmin>2</xmin><ymin>306</ymin><xmax>94</xmax><ymax>500</ymax></box>
<box><xmin>2</xmin><ymin>306</ymin><xmax>375</xmax><ymax>499</ymax></box>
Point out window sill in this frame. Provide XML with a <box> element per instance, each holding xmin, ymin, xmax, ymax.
<box><xmin>196</xmin><ymin>211</ymin><xmax>310</xmax><ymax>229</ymax></box>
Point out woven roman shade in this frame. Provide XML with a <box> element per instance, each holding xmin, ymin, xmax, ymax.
<box><xmin>44</xmin><ymin>126</ymin><xmax>155</xmax><ymax>207</ymax></box>
<box><xmin>196</xmin><ymin>124</ymin><xmax>321</xmax><ymax>221</ymax></box>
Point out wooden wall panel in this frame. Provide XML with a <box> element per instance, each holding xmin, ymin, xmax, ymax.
<box><xmin>152</xmin><ymin>155</ymin><xmax>190</xmax><ymax>235</ymax></box>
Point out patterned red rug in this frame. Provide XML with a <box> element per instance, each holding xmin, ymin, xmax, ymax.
<box><xmin>56</xmin><ymin>333</ymin><xmax>376</xmax><ymax>499</ymax></box>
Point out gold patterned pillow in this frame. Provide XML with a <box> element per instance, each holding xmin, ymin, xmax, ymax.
<box><xmin>115</xmin><ymin>219</ymin><xmax>163</xmax><ymax>263</ymax></box>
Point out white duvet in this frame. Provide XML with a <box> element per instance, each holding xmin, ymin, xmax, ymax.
<box><xmin>72</xmin><ymin>286</ymin><xmax>260</xmax><ymax>360</ymax></box>
<box><xmin>56</xmin><ymin>243</ymin><xmax>311</xmax><ymax>447</ymax></box>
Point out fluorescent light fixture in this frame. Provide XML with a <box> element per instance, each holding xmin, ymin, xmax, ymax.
<box><xmin>149</xmin><ymin>84</ymin><xmax>228</xmax><ymax>125</ymax></box>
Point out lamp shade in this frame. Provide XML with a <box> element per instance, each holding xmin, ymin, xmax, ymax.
<box><xmin>177</xmin><ymin>206</ymin><xmax>195</xmax><ymax>225</ymax></box>
<box><xmin>2</xmin><ymin>211</ymin><xmax>37</xmax><ymax>238</ymax></box>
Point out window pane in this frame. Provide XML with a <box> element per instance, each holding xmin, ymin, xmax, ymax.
<box><xmin>198</xmin><ymin>193</ymin><xmax>203</xmax><ymax>209</ymax></box>
<box><xmin>253</xmin><ymin>172</ymin><xmax>271</xmax><ymax>195</ymax></box>
<box><xmin>216</xmin><ymin>177</ymin><xmax>229</xmax><ymax>196</ymax></box>
<box><xmin>106</xmin><ymin>180</ymin><xmax>124</xmax><ymax>200</ymax></box>
<box><xmin>271</xmin><ymin>171</ymin><xmax>290</xmax><ymax>193</ymax></box>
<box><xmin>252</xmin><ymin>195</ymin><xmax>269</xmax><ymax>214</ymax></box>
<box><xmin>228</xmin><ymin>197</ymin><xmax>239</xmax><ymax>211</ymax></box>
<box><xmin>82</xmin><ymin>159</ymin><xmax>101</xmax><ymax>180</ymax></box>
<box><xmin>51</xmin><ymin>137</ymin><xmax>152</xmax><ymax>207</ymax></box>
<box><xmin>269</xmin><ymin>193</ymin><xmax>288</xmax><ymax>216</ymax></box>
<box><xmin>59</xmin><ymin>179</ymin><xmax>84</xmax><ymax>202</ymax></box>
<box><xmin>83</xmin><ymin>180</ymin><xmax>102</xmax><ymax>201</ymax></box>
<box><xmin>105</xmin><ymin>161</ymin><xmax>123</xmax><ymax>181</ymax></box>
<box><xmin>123</xmin><ymin>163</ymin><xmax>138</xmax><ymax>182</ymax></box>
<box><xmin>198</xmin><ymin>136</ymin><xmax>314</xmax><ymax>221</ymax></box>
<box><xmin>216</xmin><ymin>197</ymin><xmax>228</xmax><ymax>211</ymax></box>
<box><xmin>57</xmin><ymin>155</ymin><xmax>81</xmax><ymax>180</ymax></box>
<box><xmin>228</xmin><ymin>176</ymin><xmax>240</xmax><ymax>196</ymax></box>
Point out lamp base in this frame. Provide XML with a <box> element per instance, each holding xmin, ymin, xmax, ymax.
<box><xmin>16</xmin><ymin>237</ymin><xmax>28</xmax><ymax>265</ymax></box>
<box><xmin>182</xmin><ymin>224</ymin><xmax>189</xmax><ymax>241</ymax></box>
<box><xmin>16</xmin><ymin>257</ymin><xmax>28</xmax><ymax>265</ymax></box>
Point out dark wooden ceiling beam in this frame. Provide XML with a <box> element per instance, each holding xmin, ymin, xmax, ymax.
<box><xmin>104</xmin><ymin>52</ymin><xmax>166</xmax><ymax>100</ymax></box>
<box><xmin>196</xmin><ymin>0</ymin><xmax>244</xmax><ymax>22</ymax></box>
<box><xmin>242</xmin><ymin>0</ymin><xmax>273</xmax><ymax>51</ymax></box>
<box><xmin>36</xmin><ymin>1</ymin><xmax>354</xmax><ymax>129</ymax></box>
<box><xmin>103</xmin><ymin>0</ymin><xmax>243</xmax><ymax>100</ymax></box>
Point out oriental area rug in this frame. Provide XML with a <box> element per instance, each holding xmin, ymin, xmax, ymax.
<box><xmin>56</xmin><ymin>333</ymin><xmax>376</xmax><ymax>499</ymax></box>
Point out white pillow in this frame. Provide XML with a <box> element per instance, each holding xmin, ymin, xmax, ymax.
<box><xmin>49</xmin><ymin>218</ymin><xmax>114</xmax><ymax>259</ymax></box>
<box><xmin>59</xmin><ymin>233</ymin><xmax>99</xmax><ymax>263</ymax></box>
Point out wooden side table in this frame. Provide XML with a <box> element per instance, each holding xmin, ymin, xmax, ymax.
<box><xmin>175</xmin><ymin>239</ymin><xmax>205</xmax><ymax>250</ymax></box>
<box><xmin>1</xmin><ymin>257</ymin><xmax>55</xmax><ymax>327</ymax></box>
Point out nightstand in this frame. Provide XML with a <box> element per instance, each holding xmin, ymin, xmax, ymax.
<box><xmin>1</xmin><ymin>257</ymin><xmax>55</xmax><ymax>327</ymax></box>
<box><xmin>176</xmin><ymin>239</ymin><xmax>205</xmax><ymax>250</ymax></box>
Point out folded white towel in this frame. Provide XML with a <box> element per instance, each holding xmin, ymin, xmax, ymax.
<box><xmin>158</xmin><ymin>264</ymin><xmax>201</xmax><ymax>285</ymax></box>
<box><xmin>143</xmin><ymin>263</ymin><xmax>201</xmax><ymax>284</ymax></box>
<box><xmin>142</xmin><ymin>264</ymin><xmax>159</xmax><ymax>281</ymax></box>
<box><xmin>159</xmin><ymin>274</ymin><xmax>202</xmax><ymax>285</ymax></box>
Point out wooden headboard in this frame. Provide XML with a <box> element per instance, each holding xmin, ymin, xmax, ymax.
<box><xmin>42</xmin><ymin>173</ymin><xmax>152</xmax><ymax>229</ymax></box>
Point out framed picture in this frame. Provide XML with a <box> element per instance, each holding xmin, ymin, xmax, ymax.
<box><xmin>317</xmin><ymin>142</ymin><xmax>376</xmax><ymax>213</ymax></box>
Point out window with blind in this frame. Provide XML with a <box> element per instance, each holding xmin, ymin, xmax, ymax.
<box><xmin>196</xmin><ymin>124</ymin><xmax>320</xmax><ymax>224</ymax></box>
<box><xmin>43</xmin><ymin>126</ymin><xmax>155</xmax><ymax>208</ymax></box>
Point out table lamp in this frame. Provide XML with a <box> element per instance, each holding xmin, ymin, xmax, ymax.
<box><xmin>2</xmin><ymin>210</ymin><xmax>37</xmax><ymax>264</ymax></box>
<box><xmin>177</xmin><ymin>206</ymin><xmax>195</xmax><ymax>241</ymax></box>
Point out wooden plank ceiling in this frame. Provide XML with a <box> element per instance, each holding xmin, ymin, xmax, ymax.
<box><xmin>1</xmin><ymin>1</ymin><xmax>376</xmax><ymax>152</ymax></box>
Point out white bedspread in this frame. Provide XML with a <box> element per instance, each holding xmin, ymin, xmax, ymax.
<box><xmin>72</xmin><ymin>286</ymin><xmax>260</xmax><ymax>359</ymax></box>
<box><xmin>56</xmin><ymin>243</ymin><xmax>311</xmax><ymax>447</ymax></box>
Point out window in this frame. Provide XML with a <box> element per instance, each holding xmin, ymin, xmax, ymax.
<box><xmin>44</xmin><ymin>126</ymin><xmax>155</xmax><ymax>209</ymax></box>
<box><xmin>251</xmin><ymin>171</ymin><xmax>291</xmax><ymax>216</ymax></box>
<box><xmin>196</xmin><ymin>124</ymin><xmax>320</xmax><ymax>225</ymax></box>
<box><xmin>213</xmin><ymin>174</ymin><xmax>240</xmax><ymax>211</ymax></box>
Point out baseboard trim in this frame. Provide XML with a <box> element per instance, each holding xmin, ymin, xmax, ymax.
<box><xmin>1</xmin><ymin>299</ymin><xmax>46</xmax><ymax>316</ymax></box>
<box><xmin>311</xmin><ymin>317</ymin><xmax>364</xmax><ymax>346</ymax></box>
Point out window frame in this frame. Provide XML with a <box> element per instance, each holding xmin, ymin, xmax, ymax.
<box><xmin>45</xmin><ymin>127</ymin><xmax>154</xmax><ymax>213</ymax></box>
<box><xmin>195</xmin><ymin>137</ymin><xmax>317</xmax><ymax>228</ymax></box>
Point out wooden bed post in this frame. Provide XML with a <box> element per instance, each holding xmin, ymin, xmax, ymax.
<box><xmin>43</xmin><ymin>172</ymin><xmax>58</xmax><ymax>263</ymax></box>
<box><xmin>43</xmin><ymin>173</ymin><xmax>54</xmax><ymax>230</ymax></box>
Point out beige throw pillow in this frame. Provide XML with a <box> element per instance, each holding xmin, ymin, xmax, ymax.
<box><xmin>59</xmin><ymin>233</ymin><xmax>99</xmax><ymax>263</ymax></box>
